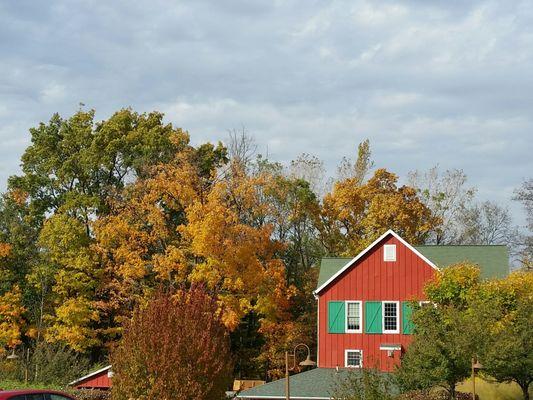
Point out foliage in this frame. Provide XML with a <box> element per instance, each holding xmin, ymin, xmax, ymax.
<box><xmin>0</xmin><ymin>108</ymin><xmax>527</xmax><ymax>384</ymax></box>
<box><xmin>396</xmin><ymin>302</ymin><xmax>475</xmax><ymax>399</ymax></box>
<box><xmin>111</xmin><ymin>286</ymin><xmax>232</xmax><ymax>400</ymax></box>
<box><xmin>396</xmin><ymin>391</ymin><xmax>476</xmax><ymax>400</ymax></box>
<box><xmin>472</xmin><ymin>272</ymin><xmax>533</xmax><ymax>400</ymax></box>
<box><xmin>330</xmin><ymin>368</ymin><xmax>396</xmax><ymax>400</ymax></box>
<box><xmin>408</xmin><ymin>167</ymin><xmax>476</xmax><ymax>245</ymax></box>
<box><xmin>424</xmin><ymin>263</ymin><xmax>481</xmax><ymax>309</ymax></box>
<box><xmin>319</xmin><ymin>168</ymin><xmax>441</xmax><ymax>255</ymax></box>
<box><xmin>337</xmin><ymin>139</ymin><xmax>374</xmax><ymax>184</ymax></box>
<box><xmin>397</xmin><ymin>264</ymin><xmax>481</xmax><ymax>398</ymax></box>
<box><xmin>68</xmin><ymin>389</ymin><xmax>110</xmax><ymax>400</ymax></box>
<box><xmin>0</xmin><ymin>285</ymin><xmax>26</xmax><ymax>351</ymax></box>
<box><xmin>456</xmin><ymin>201</ymin><xmax>514</xmax><ymax>245</ymax></box>
<box><xmin>513</xmin><ymin>179</ymin><xmax>533</xmax><ymax>270</ymax></box>
<box><xmin>399</xmin><ymin>267</ymin><xmax>533</xmax><ymax>400</ymax></box>
<box><xmin>31</xmin><ymin>342</ymin><xmax>92</xmax><ymax>385</ymax></box>
<box><xmin>0</xmin><ymin>342</ymin><xmax>91</xmax><ymax>386</ymax></box>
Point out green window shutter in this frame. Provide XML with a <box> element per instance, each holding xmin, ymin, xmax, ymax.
<box><xmin>365</xmin><ymin>301</ymin><xmax>382</xmax><ymax>334</ymax></box>
<box><xmin>402</xmin><ymin>302</ymin><xmax>414</xmax><ymax>334</ymax></box>
<box><xmin>328</xmin><ymin>301</ymin><xmax>345</xmax><ymax>333</ymax></box>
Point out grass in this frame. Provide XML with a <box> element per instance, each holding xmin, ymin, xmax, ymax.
<box><xmin>457</xmin><ymin>377</ymin><xmax>528</xmax><ymax>400</ymax></box>
<box><xmin>0</xmin><ymin>379</ymin><xmax>65</xmax><ymax>391</ymax></box>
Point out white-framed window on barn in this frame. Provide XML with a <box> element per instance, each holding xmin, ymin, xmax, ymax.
<box><xmin>345</xmin><ymin>301</ymin><xmax>362</xmax><ymax>333</ymax></box>
<box><xmin>345</xmin><ymin>349</ymin><xmax>363</xmax><ymax>368</ymax></box>
<box><xmin>383</xmin><ymin>244</ymin><xmax>397</xmax><ymax>262</ymax></box>
<box><xmin>382</xmin><ymin>301</ymin><xmax>399</xmax><ymax>334</ymax></box>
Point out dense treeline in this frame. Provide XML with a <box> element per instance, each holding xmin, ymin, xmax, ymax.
<box><xmin>0</xmin><ymin>108</ymin><xmax>530</xmax><ymax>382</ymax></box>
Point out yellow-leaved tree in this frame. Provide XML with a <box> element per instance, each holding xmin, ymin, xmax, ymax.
<box><xmin>94</xmin><ymin>145</ymin><xmax>294</xmax><ymax>333</ymax></box>
<box><xmin>0</xmin><ymin>285</ymin><xmax>26</xmax><ymax>353</ymax></box>
<box><xmin>319</xmin><ymin>168</ymin><xmax>441</xmax><ymax>255</ymax></box>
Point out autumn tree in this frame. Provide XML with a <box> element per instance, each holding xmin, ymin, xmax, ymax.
<box><xmin>3</xmin><ymin>108</ymin><xmax>194</xmax><ymax>353</ymax></box>
<box><xmin>400</xmin><ymin>265</ymin><xmax>533</xmax><ymax>400</ymax></box>
<box><xmin>397</xmin><ymin>264</ymin><xmax>481</xmax><ymax>399</ymax></box>
<box><xmin>289</xmin><ymin>153</ymin><xmax>327</xmax><ymax>197</ymax></box>
<box><xmin>408</xmin><ymin>167</ymin><xmax>476</xmax><ymax>245</ymax></box>
<box><xmin>514</xmin><ymin>179</ymin><xmax>533</xmax><ymax>270</ymax></box>
<box><xmin>337</xmin><ymin>139</ymin><xmax>374</xmax><ymax>184</ymax></box>
<box><xmin>472</xmin><ymin>272</ymin><xmax>533</xmax><ymax>400</ymax></box>
<box><xmin>319</xmin><ymin>168</ymin><xmax>440</xmax><ymax>255</ymax></box>
<box><xmin>111</xmin><ymin>287</ymin><xmax>232</xmax><ymax>400</ymax></box>
<box><xmin>0</xmin><ymin>285</ymin><xmax>26</xmax><ymax>353</ymax></box>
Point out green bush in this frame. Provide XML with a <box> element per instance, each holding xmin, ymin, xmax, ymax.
<box><xmin>0</xmin><ymin>342</ymin><xmax>91</xmax><ymax>386</ymax></box>
<box><xmin>331</xmin><ymin>368</ymin><xmax>397</xmax><ymax>400</ymax></box>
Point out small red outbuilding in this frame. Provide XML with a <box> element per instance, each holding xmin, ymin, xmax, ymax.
<box><xmin>69</xmin><ymin>365</ymin><xmax>112</xmax><ymax>390</ymax></box>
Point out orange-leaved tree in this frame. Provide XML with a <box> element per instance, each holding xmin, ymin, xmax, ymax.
<box><xmin>94</xmin><ymin>148</ymin><xmax>293</xmax><ymax>334</ymax></box>
<box><xmin>318</xmin><ymin>168</ymin><xmax>441</xmax><ymax>256</ymax></box>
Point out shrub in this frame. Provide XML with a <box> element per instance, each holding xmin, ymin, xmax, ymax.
<box><xmin>0</xmin><ymin>342</ymin><xmax>90</xmax><ymax>385</ymax></box>
<box><xmin>396</xmin><ymin>391</ymin><xmax>477</xmax><ymax>400</ymax></box>
<box><xmin>67</xmin><ymin>389</ymin><xmax>110</xmax><ymax>400</ymax></box>
<box><xmin>331</xmin><ymin>368</ymin><xmax>397</xmax><ymax>400</ymax></box>
<box><xmin>111</xmin><ymin>286</ymin><xmax>233</xmax><ymax>400</ymax></box>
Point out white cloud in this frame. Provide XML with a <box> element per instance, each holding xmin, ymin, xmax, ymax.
<box><xmin>0</xmin><ymin>0</ymin><xmax>531</xmax><ymax>224</ymax></box>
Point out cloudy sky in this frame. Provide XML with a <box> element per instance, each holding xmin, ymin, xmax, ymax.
<box><xmin>0</xmin><ymin>0</ymin><xmax>532</xmax><ymax>224</ymax></box>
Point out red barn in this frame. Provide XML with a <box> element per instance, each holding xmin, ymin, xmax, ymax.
<box><xmin>69</xmin><ymin>365</ymin><xmax>112</xmax><ymax>390</ymax></box>
<box><xmin>238</xmin><ymin>229</ymin><xmax>508</xmax><ymax>399</ymax></box>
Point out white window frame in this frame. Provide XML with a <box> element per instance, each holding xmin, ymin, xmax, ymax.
<box><xmin>382</xmin><ymin>301</ymin><xmax>400</xmax><ymax>334</ymax></box>
<box><xmin>383</xmin><ymin>244</ymin><xmax>397</xmax><ymax>262</ymax></box>
<box><xmin>345</xmin><ymin>349</ymin><xmax>363</xmax><ymax>368</ymax></box>
<box><xmin>345</xmin><ymin>301</ymin><xmax>362</xmax><ymax>333</ymax></box>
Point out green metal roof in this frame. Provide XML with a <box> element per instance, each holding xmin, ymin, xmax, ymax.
<box><xmin>237</xmin><ymin>368</ymin><xmax>395</xmax><ymax>399</ymax></box>
<box><xmin>414</xmin><ymin>245</ymin><xmax>508</xmax><ymax>279</ymax></box>
<box><xmin>317</xmin><ymin>258</ymin><xmax>352</xmax><ymax>289</ymax></box>
<box><xmin>316</xmin><ymin>246</ymin><xmax>508</xmax><ymax>290</ymax></box>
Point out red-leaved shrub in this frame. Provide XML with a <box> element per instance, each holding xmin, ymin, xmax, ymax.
<box><xmin>111</xmin><ymin>286</ymin><xmax>233</xmax><ymax>400</ymax></box>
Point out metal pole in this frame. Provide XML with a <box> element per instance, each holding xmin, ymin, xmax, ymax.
<box><xmin>285</xmin><ymin>351</ymin><xmax>290</xmax><ymax>400</ymax></box>
<box><xmin>25</xmin><ymin>348</ymin><xmax>29</xmax><ymax>384</ymax></box>
<box><xmin>471</xmin><ymin>357</ymin><xmax>476</xmax><ymax>400</ymax></box>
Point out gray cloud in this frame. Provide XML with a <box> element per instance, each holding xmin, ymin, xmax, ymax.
<box><xmin>0</xmin><ymin>0</ymin><xmax>531</xmax><ymax>224</ymax></box>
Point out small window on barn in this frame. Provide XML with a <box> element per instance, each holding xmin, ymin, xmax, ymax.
<box><xmin>383</xmin><ymin>244</ymin><xmax>396</xmax><ymax>262</ymax></box>
<box><xmin>345</xmin><ymin>349</ymin><xmax>363</xmax><ymax>368</ymax></box>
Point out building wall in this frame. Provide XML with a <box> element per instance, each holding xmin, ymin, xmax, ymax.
<box><xmin>75</xmin><ymin>371</ymin><xmax>112</xmax><ymax>389</ymax></box>
<box><xmin>317</xmin><ymin>235</ymin><xmax>436</xmax><ymax>371</ymax></box>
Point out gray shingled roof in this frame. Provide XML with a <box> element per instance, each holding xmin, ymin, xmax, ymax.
<box><xmin>237</xmin><ymin>368</ymin><xmax>396</xmax><ymax>399</ymax></box>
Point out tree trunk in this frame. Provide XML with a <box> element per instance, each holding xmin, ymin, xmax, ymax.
<box><xmin>519</xmin><ymin>382</ymin><xmax>530</xmax><ymax>400</ymax></box>
<box><xmin>448</xmin><ymin>382</ymin><xmax>457</xmax><ymax>400</ymax></box>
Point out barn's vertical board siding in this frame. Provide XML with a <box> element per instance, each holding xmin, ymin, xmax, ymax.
<box><xmin>76</xmin><ymin>371</ymin><xmax>112</xmax><ymax>389</ymax></box>
<box><xmin>317</xmin><ymin>235</ymin><xmax>436</xmax><ymax>371</ymax></box>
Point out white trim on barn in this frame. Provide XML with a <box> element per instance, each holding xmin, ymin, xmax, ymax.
<box><xmin>313</xmin><ymin>229</ymin><xmax>439</xmax><ymax>296</ymax></box>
